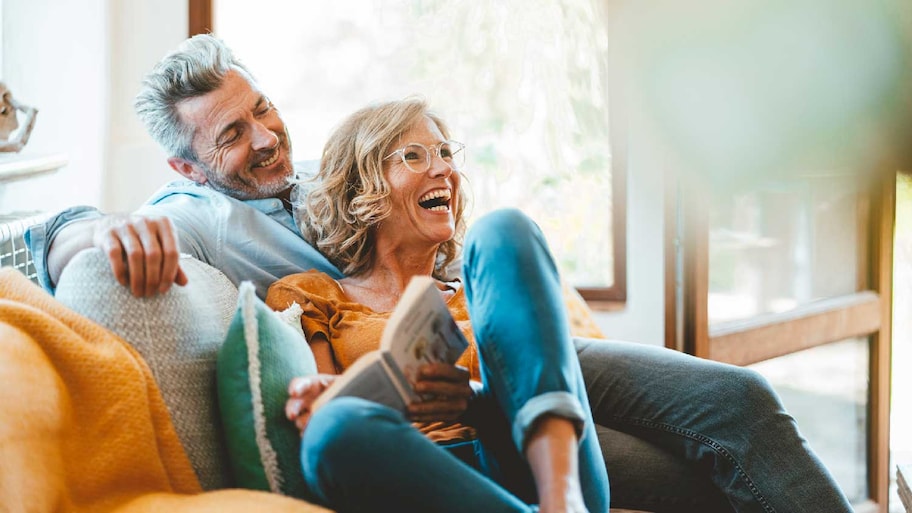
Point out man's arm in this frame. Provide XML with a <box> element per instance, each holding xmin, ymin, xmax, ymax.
<box><xmin>26</xmin><ymin>206</ymin><xmax>102</xmax><ymax>293</ymax></box>
<box><xmin>45</xmin><ymin>214</ymin><xmax>187</xmax><ymax>297</ymax></box>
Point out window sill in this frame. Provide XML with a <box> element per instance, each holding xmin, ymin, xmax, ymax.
<box><xmin>585</xmin><ymin>300</ymin><xmax>626</xmax><ymax>312</ymax></box>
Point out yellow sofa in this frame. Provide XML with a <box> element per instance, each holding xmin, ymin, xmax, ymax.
<box><xmin>0</xmin><ymin>267</ymin><xmax>330</xmax><ymax>513</ymax></box>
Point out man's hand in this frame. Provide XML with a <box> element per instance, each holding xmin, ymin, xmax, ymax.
<box><xmin>407</xmin><ymin>363</ymin><xmax>472</xmax><ymax>423</ymax></box>
<box><xmin>286</xmin><ymin>374</ymin><xmax>337</xmax><ymax>434</ymax></box>
<box><xmin>92</xmin><ymin>214</ymin><xmax>187</xmax><ymax>297</ymax></box>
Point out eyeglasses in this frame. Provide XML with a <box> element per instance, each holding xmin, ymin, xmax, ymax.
<box><xmin>383</xmin><ymin>140</ymin><xmax>466</xmax><ymax>174</ymax></box>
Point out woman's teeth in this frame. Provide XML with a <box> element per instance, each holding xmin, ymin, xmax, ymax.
<box><xmin>418</xmin><ymin>189</ymin><xmax>452</xmax><ymax>211</ymax></box>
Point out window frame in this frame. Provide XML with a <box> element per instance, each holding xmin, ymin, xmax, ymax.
<box><xmin>665</xmin><ymin>169</ymin><xmax>894</xmax><ymax>511</ymax></box>
<box><xmin>189</xmin><ymin>0</ymin><xmax>628</xmax><ymax>305</ymax></box>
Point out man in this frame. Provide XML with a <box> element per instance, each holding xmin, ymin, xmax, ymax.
<box><xmin>28</xmin><ymin>35</ymin><xmax>339</xmax><ymax>300</ymax></box>
<box><xmin>27</xmin><ymin>35</ymin><xmax>852</xmax><ymax>513</ymax></box>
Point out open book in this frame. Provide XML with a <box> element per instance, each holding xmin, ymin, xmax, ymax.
<box><xmin>311</xmin><ymin>275</ymin><xmax>470</xmax><ymax>413</ymax></box>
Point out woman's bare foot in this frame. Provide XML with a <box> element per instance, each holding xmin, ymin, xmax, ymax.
<box><xmin>525</xmin><ymin>415</ymin><xmax>589</xmax><ymax>513</ymax></box>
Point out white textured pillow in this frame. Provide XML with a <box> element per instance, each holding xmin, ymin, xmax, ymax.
<box><xmin>55</xmin><ymin>248</ymin><xmax>239</xmax><ymax>490</ymax></box>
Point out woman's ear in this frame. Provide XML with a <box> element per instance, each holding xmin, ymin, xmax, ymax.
<box><xmin>167</xmin><ymin>157</ymin><xmax>208</xmax><ymax>184</ymax></box>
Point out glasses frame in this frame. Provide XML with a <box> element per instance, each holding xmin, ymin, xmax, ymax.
<box><xmin>383</xmin><ymin>139</ymin><xmax>465</xmax><ymax>174</ymax></box>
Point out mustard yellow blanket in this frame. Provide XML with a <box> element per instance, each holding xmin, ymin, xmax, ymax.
<box><xmin>0</xmin><ymin>269</ymin><xmax>329</xmax><ymax>513</ymax></box>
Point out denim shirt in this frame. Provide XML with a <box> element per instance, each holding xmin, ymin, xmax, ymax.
<box><xmin>25</xmin><ymin>179</ymin><xmax>343</xmax><ymax>299</ymax></box>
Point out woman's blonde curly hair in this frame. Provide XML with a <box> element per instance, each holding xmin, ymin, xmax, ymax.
<box><xmin>294</xmin><ymin>97</ymin><xmax>468</xmax><ymax>279</ymax></box>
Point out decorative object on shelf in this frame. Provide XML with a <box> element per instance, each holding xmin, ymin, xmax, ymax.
<box><xmin>0</xmin><ymin>82</ymin><xmax>37</xmax><ymax>153</ymax></box>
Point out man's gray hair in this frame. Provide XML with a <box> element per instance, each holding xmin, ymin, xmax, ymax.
<box><xmin>134</xmin><ymin>34</ymin><xmax>253</xmax><ymax>162</ymax></box>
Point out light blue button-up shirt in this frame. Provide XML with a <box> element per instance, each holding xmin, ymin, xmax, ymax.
<box><xmin>25</xmin><ymin>179</ymin><xmax>343</xmax><ymax>299</ymax></box>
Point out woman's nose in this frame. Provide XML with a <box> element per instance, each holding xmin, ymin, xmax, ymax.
<box><xmin>427</xmin><ymin>152</ymin><xmax>453</xmax><ymax>178</ymax></box>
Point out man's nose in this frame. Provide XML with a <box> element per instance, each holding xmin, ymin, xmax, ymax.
<box><xmin>251</xmin><ymin>121</ymin><xmax>279</xmax><ymax>150</ymax></box>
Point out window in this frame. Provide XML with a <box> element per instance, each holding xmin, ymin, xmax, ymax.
<box><xmin>708</xmin><ymin>174</ymin><xmax>860</xmax><ymax>323</ymax></box>
<box><xmin>667</xmin><ymin>171</ymin><xmax>895</xmax><ymax>510</ymax></box>
<box><xmin>194</xmin><ymin>0</ymin><xmax>626</xmax><ymax>302</ymax></box>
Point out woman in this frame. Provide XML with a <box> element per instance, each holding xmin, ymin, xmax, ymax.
<box><xmin>267</xmin><ymin>98</ymin><xmax>854</xmax><ymax>513</ymax></box>
<box><xmin>267</xmin><ymin>98</ymin><xmax>609</xmax><ymax>513</ymax></box>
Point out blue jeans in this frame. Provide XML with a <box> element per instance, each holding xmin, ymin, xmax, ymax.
<box><xmin>299</xmin><ymin>208</ymin><xmax>610</xmax><ymax>512</ymax></box>
<box><xmin>299</xmin><ymin>209</ymin><xmax>853</xmax><ymax>513</ymax></box>
<box><xmin>576</xmin><ymin>337</ymin><xmax>854</xmax><ymax>513</ymax></box>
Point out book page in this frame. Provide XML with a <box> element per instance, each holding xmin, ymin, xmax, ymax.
<box><xmin>381</xmin><ymin>276</ymin><xmax>469</xmax><ymax>387</ymax></box>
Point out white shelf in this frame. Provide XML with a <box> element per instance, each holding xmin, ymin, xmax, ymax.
<box><xmin>0</xmin><ymin>152</ymin><xmax>68</xmax><ymax>184</ymax></box>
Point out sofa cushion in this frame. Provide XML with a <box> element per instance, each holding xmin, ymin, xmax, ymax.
<box><xmin>217</xmin><ymin>281</ymin><xmax>318</xmax><ymax>499</ymax></box>
<box><xmin>561</xmin><ymin>279</ymin><xmax>606</xmax><ymax>339</ymax></box>
<box><xmin>54</xmin><ymin>249</ymin><xmax>238</xmax><ymax>490</ymax></box>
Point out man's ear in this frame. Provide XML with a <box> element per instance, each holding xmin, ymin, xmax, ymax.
<box><xmin>167</xmin><ymin>157</ymin><xmax>208</xmax><ymax>185</ymax></box>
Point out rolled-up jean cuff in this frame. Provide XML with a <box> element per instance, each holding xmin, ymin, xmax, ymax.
<box><xmin>512</xmin><ymin>391</ymin><xmax>587</xmax><ymax>453</ymax></box>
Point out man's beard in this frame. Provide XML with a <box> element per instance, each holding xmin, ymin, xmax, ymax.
<box><xmin>198</xmin><ymin>152</ymin><xmax>294</xmax><ymax>200</ymax></box>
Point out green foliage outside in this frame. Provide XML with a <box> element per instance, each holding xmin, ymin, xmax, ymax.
<box><xmin>218</xmin><ymin>0</ymin><xmax>617</xmax><ymax>287</ymax></box>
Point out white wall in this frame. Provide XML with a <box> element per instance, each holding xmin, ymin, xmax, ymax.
<box><xmin>0</xmin><ymin>0</ymin><xmax>187</xmax><ymax>215</ymax></box>
<box><xmin>1</xmin><ymin>0</ymin><xmax>109</xmax><ymax>213</ymax></box>
<box><xmin>590</xmin><ymin>118</ymin><xmax>666</xmax><ymax>346</ymax></box>
<box><xmin>587</xmin><ymin>0</ymin><xmax>667</xmax><ymax>346</ymax></box>
<box><xmin>105</xmin><ymin>0</ymin><xmax>187</xmax><ymax>212</ymax></box>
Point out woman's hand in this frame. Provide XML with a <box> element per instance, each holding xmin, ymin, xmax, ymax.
<box><xmin>407</xmin><ymin>363</ymin><xmax>473</xmax><ymax>422</ymax></box>
<box><xmin>286</xmin><ymin>374</ymin><xmax>337</xmax><ymax>434</ymax></box>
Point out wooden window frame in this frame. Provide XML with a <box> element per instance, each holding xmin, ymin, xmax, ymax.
<box><xmin>666</xmin><ymin>169</ymin><xmax>895</xmax><ymax>512</ymax></box>
<box><xmin>188</xmin><ymin>0</ymin><xmax>211</xmax><ymax>36</ymax></box>
<box><xmin>191</xmin><ymin>0</ymin><xmax>629</xmax><ymax>305</ymax></box>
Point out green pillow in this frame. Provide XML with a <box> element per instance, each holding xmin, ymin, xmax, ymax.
<box><xmin>217</xmin><ymin>281</ymin><xmax>318</xmax><ymax>499</ymax></box>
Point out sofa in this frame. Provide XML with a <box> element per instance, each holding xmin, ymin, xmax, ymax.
<box><xmin>0</xmin><ymin>247</ymin><xmax>729</xmax><ymax>513</ymax></box>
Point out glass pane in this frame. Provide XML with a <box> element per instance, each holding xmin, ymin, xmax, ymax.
<box><xmin>892</xmin><ymin>174</ymin><xmax>912</xmax><ymax>511</ymax></box>
<box><xmin>214</xmin><ymin>0</ymin><xmax>615</xmax><ymax>288</ymax></box>
<box><xmin>749</xmin><ymin>338</ymin><xmax>868</xmax><ymax>503</ymax></box>
<box><xmin>708</xmin><ymin>175</ymin><xmax>859</xmax><ymax>323</ymax></box>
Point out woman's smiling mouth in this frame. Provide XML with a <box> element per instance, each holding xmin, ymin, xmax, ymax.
<box><xmin>418</xmin><ymin>189</ymin><xmax>452</xmax><ymax>211</ymax></box>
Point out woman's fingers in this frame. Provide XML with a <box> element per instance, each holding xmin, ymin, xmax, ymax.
<box><xmin>408</xmin><ymin>364</ymin><xmax>472</xmax><ymax>421</ymax></box>
<box><xmin>407</xmin><ymin>397</ymin><xmax>469</xmax><ymax>422</ymax></box>
<box><xmin>286</xmin><ymin>374</ymin><xmax>338</xmax><ymax>433</ymax></box>
<box><xmin>414</xmin><ymin>363</ymin><xmax>472</xmax><ymax>398</ymax></box>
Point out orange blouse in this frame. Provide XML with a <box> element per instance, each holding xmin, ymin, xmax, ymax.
<box><xmin>266</xmin><ymin>270</ymin><xmax>480</xmax><ymax>443</ymax></box>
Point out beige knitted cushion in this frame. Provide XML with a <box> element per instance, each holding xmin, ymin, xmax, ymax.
<box><xmin>55</xmin><ymin>248</ymin><xmax>238</xmax><ymax>490</ymax></box>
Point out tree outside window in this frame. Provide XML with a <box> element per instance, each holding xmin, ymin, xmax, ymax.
<box><xmin>215</xmin><ymin>0</ymin><xmax>618</xmax><ymax>290</ymax></box>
